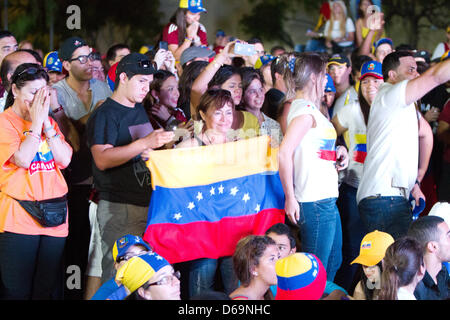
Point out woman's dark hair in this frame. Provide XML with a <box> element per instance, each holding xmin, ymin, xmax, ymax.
<box><xmin>178</xmin><ymin>60</ymin><xmax>209</xmax><ymax>118</ymax></box>
<box><xmin>359</xmin><ymin>262</ymin><xmax>383</xmax><ymax>300</ymax></box>
<box><xmin>379</xmin><ymin>237</ymin><xmax>424</xmax><ymax>300</ymax></box>
<box><xmin>143</xmin><ymin>70</ymin><xmax>176</xmax><ymax>112</ymax></box>
<box><xmin>169</xmin><ymin>8</ymin><xmax>189</xmax><ymax>46</ymax></box>
<box><xmin>358</xmin><ymin>84</ymin><xmax>371</xmax><ymax>126</ymax></box>
<box><xmin>196</xmin><ymin>88</ymin><xmax>235</xmax><ymax>120</ymax></box>
<box><xmin>5</xmin><ymin>63</ymin><xmax>49</xmax><ymax>110</ymax></box>
<box><xmin>232</xmin><ymin>235</ymin><xmax>276</xmax><ymax>287</ymax></box>
<box><xmin>238</xmin><ymin>67</ymin><xmax>264</xmax><ymax>110</ymax></box>
<box><xmin>208</xmin><ymin>64</ymin><xmax>240</xmax><ymax>89</ymax></box>
<box><xmin>357</xmin><ymin>0</ymin><xmax>374</xmax><ymax>19</ymax></box>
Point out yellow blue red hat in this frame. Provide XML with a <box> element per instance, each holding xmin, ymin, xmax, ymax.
<box><xmin>112</xmin><ymin>234</ymin><xmax>152</xmax><ymax>262</ymax></box>
<box><xmin>43</xmin><ymin>51</ymin><xmax>62</xmax><ymax>73</ymax></box>
<box><xmin>275</xmin><ymin>253</ymin><xmax>327</xmax><ymax>300</ymax></box>
<box><xmin>441</xmin><ymin>50</ymin><xmax>449</xmax><ymax>62</ymax></box>
<box><xmin>359</xmin><ymin>60</ymin><xmax>383</xmax><ymax>80</ymax></box>
<box><xmin>179</xmin><ymin>0</ymin><xmax>207</xmax><ymax>13</ymax></box>
<box><xmin>115</xmin><ymin>252</ymin><xmax>170</xmax><ymax>294</ymax></box>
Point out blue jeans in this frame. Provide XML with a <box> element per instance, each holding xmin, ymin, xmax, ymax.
<box><xmin>358</xmin><ymin>196</ymin><xmax>412</xmax><ymax>240</ymax></box>
<box><xmin>334</xmin><ymin>183</ymin><xmax>368</xmax><ymax>292</ymax></box>
<box><xmin>188</xmin><ymin>256</ymin><xmax>238</xmax><ymax>298</ymax></box>
<box><xmin>297</xmin><ymin>197</ymin><xmax>343</xmax><ymax>282</ymax></box>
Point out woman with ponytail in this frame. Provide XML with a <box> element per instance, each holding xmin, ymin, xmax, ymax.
<box><xmin>379</xmin><ymin>237</ymin><xmax>425</xmax><ymax>300</ymax></box>
<box><xmin>278</xmin><ymin>52</ymin><xmax>349</xmax><ymax>282</ymax></box>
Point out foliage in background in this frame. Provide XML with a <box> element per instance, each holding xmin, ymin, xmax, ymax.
<box><xmin>1</xmin><ymin>0</ymin><xmax>163</xmax><ymax>53</ymax></box>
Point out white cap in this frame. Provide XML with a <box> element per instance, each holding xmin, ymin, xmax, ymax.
<box><xmin>428</xmin><ymin>202</ymin><xmax>450</xmax><ymax>226</ymax></box>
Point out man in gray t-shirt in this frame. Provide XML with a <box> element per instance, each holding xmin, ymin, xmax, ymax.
<box><xmin>53</xmin><ymin>36</ymin><xmax>111</xmax><ymax>299</ymax></box>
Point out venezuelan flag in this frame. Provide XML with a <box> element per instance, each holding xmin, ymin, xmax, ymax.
<box><xmin>317</xmin><ymin>127</ymin><xmax>337</xmax><ymax>161</ymax></box>
<box><xmin>353</xmin><ymin>134</ymin><xmax>367</xmax><ymax>164</ymax></box>
<box><xmin>143</xmin><ymin>136</ymin><xmax>286</xmax><ymax>264</ymax></box>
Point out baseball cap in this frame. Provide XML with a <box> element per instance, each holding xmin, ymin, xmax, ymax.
<box><xmin>179</xmin><ymin>0</ymin><xmax>207</xmax><ymax>13</ymax></box>
<box><xmin>325</xmin><ymin>73</ymin><xmax>336</xmax><ymax>92</ymax></box>
<box><xmin>413</xmin><ymin>50</ymin><xmax>431</xmax><ymax>63</ymax></box>
<box><xmin>372</xmin><ymin>38</ymin><xmax>393</xmax><ymax>54</ymax></box>
<box><xmin>327</xmin><ymin>53</ymin><xmax>350</xmax><ymax>68</ymax></box>
<box><xmin>351</xmin><ymin>230</ymin><xmax>394</xmax><ymax>266</ymax></box>
<box><xmin>139</xmin><ymin>45</ymin><xmax>153</xmax><ymax>55</ymax></box>
<box><xmin>275</xmin><ymin>253</ymin><xmax>327</xmax><ymax>300</ymax></box>
<box><xmin>216</xmin><ymin>30</ymin><xmax>226</xmax><ymax>37</ymax></box>
<box><xmin>43</xmin><ymin>51</ymin><xmax>62</xmax><ymax>73</ymax></box>
<box><xmin>359</xmin><ymin>60</ymin><xmax>383</xmax><ymax>80</ymax></box>
<box><xmin>254</xmin><ymin>54</ymin><xmax>276</xmax><ymax>69</ymax></box>
<box><xmin>428</xmin><ymin>202</ymin><xmax>450</xmax><ymax>226</ymax></box>
<box><xmin>115</xmin><ymin>52</ymin><xmax>157</xmax><ymax>78</ymax></box>
<box><xmin>59</xmin><ymin>36</ymin><xmax>88</xmax><ymax>62</ymax></box>
<box><xmin>112</xmin><ymin>234</ymin><xmax>152</xmax><ymax>262</ymax></box>
<box><xmin>115</xmin><ymin>252</ymin><xmax>170</xmax><ymax>294</ymax></box>
<box><xmin>180</xmin><ymin>46</ymin><xmax>215</xmax><ymax>66</ymax></box>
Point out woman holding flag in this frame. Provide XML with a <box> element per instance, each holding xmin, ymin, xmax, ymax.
<box><xmin>278</xmin><ymin>52</ymin><xmax>348</xmax><ymax>282</ymax></box>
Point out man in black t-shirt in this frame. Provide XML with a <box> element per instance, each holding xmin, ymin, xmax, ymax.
<box><xmin>87</xmin><ymin>53</ymin><xmax>174</xmax><ymax>282</ymax></box>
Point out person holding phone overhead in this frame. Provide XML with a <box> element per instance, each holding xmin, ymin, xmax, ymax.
<box><xmin>0</xmin><ymin>63</ymin><xmax>73</xmax><ymax>299</ymax></box>
<box><xmin>278</xmin><ymin>53</ymin><xmax>349</xmax><ymax>283</ymax></box>
<box><xmin>162</xmin><ymin>0</ymin><xmax>208</xmax><ymax>62</ymax></box>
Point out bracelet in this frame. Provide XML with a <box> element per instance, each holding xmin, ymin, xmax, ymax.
<box><xmin>415</xmin><ymin>179</ymin><xmax>421</xmax><ymax>186</ymax></box>
<box><xmin>185</xmin><ymin>37</ymin><xmax>193</xmax><ymax>42</ymax></box>
<box><xmin>25</xmin><ymin>130</ymin><xmax>40</xmax><ymax>141</ymax></box>
<box><xmin>52</xmin><ymin>105</ymin><xmax>64</xmax><ymax>114</ymax></box>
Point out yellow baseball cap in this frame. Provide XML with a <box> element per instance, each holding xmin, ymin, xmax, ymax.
<box><xmin>350</xmin><ymin>230</ymin><xmax>394</xmax><ymax>266</ymax></box>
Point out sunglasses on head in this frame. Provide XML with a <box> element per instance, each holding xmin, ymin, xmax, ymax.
<box><xmin>16</xmin><ymin>66</ymin><xmax>47</xmax><ymax>78</ymax></box>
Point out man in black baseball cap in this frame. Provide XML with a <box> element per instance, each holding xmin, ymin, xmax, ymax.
<box><xmin>327</xmin><ymin>53</ymin><xmax>352</xmax><ymax>99</ymax></box>
<box><xmin>87</xmin><ymin>52</ymin><xmax>174</xmax><ymax>283</ymax></box>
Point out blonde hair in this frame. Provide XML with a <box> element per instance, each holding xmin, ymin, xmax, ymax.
<box><xmin>325</xmin><ymin>0</ymin><xmax>348</xmax><ymax>40</ymax></box>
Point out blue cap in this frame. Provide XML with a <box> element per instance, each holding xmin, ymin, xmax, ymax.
<box><xmin>43</xmin><ymin>51</ymin><xmax>62</xmax><ymax>73</ymax></box>
<box><xmin>360</xmin><ymin>60</ymin><xmax>383</xmax><ymax>80</ymax></box>
<box><xmin>112</xmin><ymin>234</ymin><xmax>152</xmax><ymax>261</ymax></box>
<box><xmin>216</xmin><ymin>30</ymin><xmax>226</xmax><ymax>37</ymax></box>
<box><xmin>325</xmin><ymin>73</ymin><xmax>336</xmax><ymax>92</ymax></box>
<box><xmin>373</xmin><ymin>38</ymin><xmax>393</xmax><ymax>53</ymax></box>
<box><xmin>179</xmin><ymin>0</ymin><xmax>207</xmax><ymax>13</ymax></box>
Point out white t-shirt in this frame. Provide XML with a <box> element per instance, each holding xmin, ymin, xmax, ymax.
<box><xmin>356</xmin><ymin>80</ymin><xmax>419</xmax><ymax>203</ymax></box>
<box><xmin>335</xmin><ymin>100</ymin><xmax>367</xmax><ymax>188</ymax></box>
<box><xmin>287</xmin><ymin>99</ymin><xmax>339</xmax><ymax>202</ymax></box>
<box><xmin>397</xmin><ymin>287</ymin><xmax>416</xmax><ymax>300</ymax></box>
<box><xmin>332</xmin><ymin>86</ymin><xmax>358</xmax><ymax>118</ymax></box>
<box><xmin>324</xmin><ymin>17</ymin><xmax>356</xmax><ymax>45</ymax></box>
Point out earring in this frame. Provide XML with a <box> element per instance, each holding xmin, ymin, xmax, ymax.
<box><xmin>252</xmin><ymin>271</ymin><xmax>258</xmax><ymax>277</ymax></box>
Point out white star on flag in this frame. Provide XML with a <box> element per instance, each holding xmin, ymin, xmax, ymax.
<box><xmin>187</xmin><ymin>202</ymin><xmax>195</xmax><ymax>210</ymax></box>
<box><xmin>156</xmin><ymin>255</ymin><xmax>163</xmax><ymax>260</ymax></box>
<box><xmin>230</xmin><ymin>186</ymin><xmax>239</xmax><ymax>196</ymax></box>
<box><xmin>173</xmin><ymin>213</ymin><xmax>182</xmax><ymax>220</ymax></box>
<box><xmin>254</xmin><ymin>204</ymin><xmax>261</xmax><ymax>212</ymax></box>
<box><xmin>218</xmin><ymin>185</ymin><xmax>224</xmax><ymax>194</ymax></box>
<box><xmin>196</xmin><ymin>192</ymin><xmax>203</xmax><ymax>201</ymax></box>
<box><xmin>210</xmin><ymin>187</ymin><xmax>215</xmax><ymax>196</ymax></box>
<box><xmin>242</xmin><ymin>193</ymin><xmax>250</xmax><ymax>203</ymax></box>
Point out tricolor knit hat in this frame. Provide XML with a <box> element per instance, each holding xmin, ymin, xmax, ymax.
<box><xmin>115</xmin><ymin>252</ymin><xmax>170</xmax><ymax>294</ymax></box>
<box><xmin>275</xmin><ymin>253</ymin><xmax>327</xmax><ymax>300</ymax></box>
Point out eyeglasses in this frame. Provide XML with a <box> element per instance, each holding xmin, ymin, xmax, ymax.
<box><xmin>144</xmin><ymin>270</ymin><xmax>181</xmax><ymax>288</ymax></box>
<box><xmin>69</xmin><ymin>52</ymin><xmax>96</xmax><ymax>64</ymax></box>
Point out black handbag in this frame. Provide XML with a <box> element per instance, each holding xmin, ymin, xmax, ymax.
<box><xmin>14</xmin><ymin>195</ymin><xmax>68</xmax><ymax>227</ymax></box>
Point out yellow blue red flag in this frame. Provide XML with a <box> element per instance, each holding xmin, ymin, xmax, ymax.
<box><xmin>143</xmin><ymin>136</ymin><xmax>286</xmax><ymax>264</ymax></box>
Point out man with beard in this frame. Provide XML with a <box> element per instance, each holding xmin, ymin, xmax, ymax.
<box><xmin>53</xmin><ymin>36</ymin><xmax>112</xmax><ymax>299</ymax></box>
<box><xmin>87</xmin><ymin>53</ymin><xmax>174</xmax><ymax>284</ymax></box>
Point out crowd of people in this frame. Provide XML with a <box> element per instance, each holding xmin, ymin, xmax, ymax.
<box><xmin>0</xmin><ymin>0</ymin><xmax>449</xmax><ymax>301</ymax></box>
